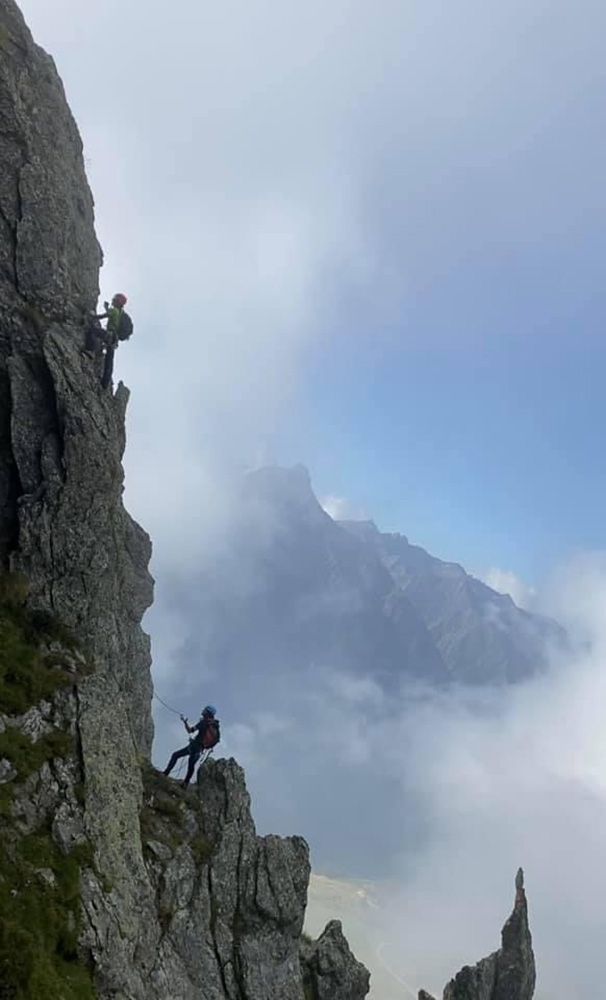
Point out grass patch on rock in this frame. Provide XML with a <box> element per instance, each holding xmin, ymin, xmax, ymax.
<box><xmin>0</xmin><ymin>572</ymin><xmax>84</xmax><ymax>716</ymax></box>
<box><xmin>0</xmin><ymin>727</ymin><xmax>73</xmax><ymax>782</ymax></box>
<box><xmin>0</xmin><ymin>830</ymin><xmax>96</xmax><ymax>999</ymax></box>
<box><xmin>140</xmin><ymin>764</ymin><xmax>217</xmax><ymax>867</ymax></box>
<box><xmin>190</xmin><ymin>834</ymin><xmax>214</xmax><ymax>867</ymax></box>
<box><xmin>0</xmin><ymin>573</ymin><xmax>96</xmax><ymax>997</ymax></box>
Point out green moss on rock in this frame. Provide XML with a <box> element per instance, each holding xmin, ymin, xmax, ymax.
<box><xmin>0</xmin><ymin>573</ymin><xmax>84</xmax><ymax>716</ymax></box>
<box><xmin>0</xmin><ymin>573</ymin><xmax>97</xmax><ymax>997</ymax></box>
<box><xmin>0</xmin><ymin>832</ymin><xmax>96</xmax><ymax>998</ymax></box>
<box><xmin>139</xmin><ymin>765</ymin><xmax>217</xmax><ymax>867</ymax></box>
<box><xmin>190</xmin><ymin>834</ymin><xmax>214</xmax><ymax>867</ymax></box>
<box><xmin>0</xmin><ymin>727</ymin><xmax>73</xmax><ymax>782</ymax></box>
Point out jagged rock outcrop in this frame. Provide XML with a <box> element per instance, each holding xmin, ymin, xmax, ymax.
<box><xmin>0</xmin><ymin>593</ymin><xmax>365</xmax><ymax>999</ymax></box>
<box><xmin>301</xmin><ymin>920</ymin><xmax>370</xmax><ymax>1000</ymax></box>
<box><xmin>419</xmin><ymin>870</ymin><xmax>535</xmax><ymax>1000</ymax></box>
<box><xmin>87</xmin><ymin>759</ymin><xmax>312</xmax><ymax>1000</ymax></box>
<box><xmin>0</xmin><ymin>4</ymin><xmax>369</xmax><ymax>998</ymax></box>
<box><xmin>0</xmin><ymin>628</ymin><xmax>315</xmax><ymax>999</ymax></box>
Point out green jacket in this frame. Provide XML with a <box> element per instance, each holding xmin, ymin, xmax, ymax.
<box><xmin>106</xmin><ymin>305</ymin><xmax>122</xmax><ymax>340</ymax></box>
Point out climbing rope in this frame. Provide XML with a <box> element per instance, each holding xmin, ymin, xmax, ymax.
<box><xmin>153</xmin><ymin>690</ymin><xmax>183</xmax><ymax>718</ymax></box>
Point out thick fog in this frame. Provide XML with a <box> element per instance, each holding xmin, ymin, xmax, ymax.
<box><xmin>152</xmin><ymin>536</ymin><xmax>606</xmax><ymax>998</ymax></box>
<box><xmin>155</xmin><ymin>545</ymin><xmax>606</xmax><ymax>999</ymax></box>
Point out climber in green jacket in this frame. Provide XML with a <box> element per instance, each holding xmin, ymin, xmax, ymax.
<box><xmin>96</xmin><ymin>293</ymin><xmax>128</xmax><ymax>389</ymax></box>
<box><xmin>85</xmin><ymin>293</ymin><xmax>132</xmax><ymax>389</ymax></box>
<box><xmin>99</xmin><ymin>293</ymin><xmax>125</xmax><ymax>333</ymax></box>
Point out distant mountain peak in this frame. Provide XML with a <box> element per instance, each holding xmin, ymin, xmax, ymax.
<box><xmin>337</xmin><ymin>518</ymin><xmax>384</xmax><ymax>538</ymax></box>
<box><xmin>231</xmin><ymin>466</ymin><xmax>567</xmax><ymax>686</ymax></box>
<box><xmin>243</xmin><ymin>464</ymin><xmax>320</xmax><ymax>513</ymax></box>
<box><xmin>246</xmin><ymin>463</ymin><xmax>312</xmax><ymax>489</ymax></box>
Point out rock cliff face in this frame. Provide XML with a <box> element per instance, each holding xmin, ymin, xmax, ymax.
<box><xmin>0</xmin><ymin>0</ymin><xmax>152</xmax><ymax>755</ymax></box>
<box><xmin>0</xmin><ymin>634</ymin><xmax>319</xmax><ymax>1000</ymax></box>
<box><xmin>420</xmin><ymin>870</ymin><xmax>536</xmax><ymax>1000</ymax></box>
<box><xmin>0</xmin><ymin>4</ymin><xmax>368</xmax><ymax>998</ymax></box>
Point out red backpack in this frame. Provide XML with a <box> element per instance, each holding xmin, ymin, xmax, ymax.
<box><xmin>201</xmin><ymin>719</ymin><xmax>220</xmax><ymax>749</ymax></box>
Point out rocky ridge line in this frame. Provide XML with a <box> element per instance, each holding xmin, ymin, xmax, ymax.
<box><xmin>419</xmin><ymin>870</ymin><xmax>536</xmax><ymax>1000</ymax></box>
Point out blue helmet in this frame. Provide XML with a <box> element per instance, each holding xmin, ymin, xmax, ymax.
<box><xmin>202</xmin><ymin>704</ymin><xmax>217</xmax><ymax>717</ymax></box>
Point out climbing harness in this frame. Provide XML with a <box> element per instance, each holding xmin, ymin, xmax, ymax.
<box><xmin>186</xmin><ymin>743</ymin><xmax>215</xmax><ymax>767</ymax></box>
<box><xmin>174</xmin><ymin>746</ymin><xmax>213</xmax><ymax>782</ymax></box>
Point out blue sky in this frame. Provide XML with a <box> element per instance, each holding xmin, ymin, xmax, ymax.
<box><xmin>273</xmin><ymin>0</ymin><xmax>606</xmax><ymax>583</ymax></box>
<box><xmin>19</xmin><ymin>0</ymin><xmax>606</xmax><ymax>593</ymax></box>
<box><xmin>291</xmin><ymin>311</ymin><xmax>606</xmax><ymax>583</ymax></box>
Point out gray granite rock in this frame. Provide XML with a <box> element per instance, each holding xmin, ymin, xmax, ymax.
<box><xmin>420</xmin><ymin>870</ymin><xmax>535</xmax><ymax>1000</ymax></box>
<box><xmin>302</xmin><ymin>919</ymin><xmax>370</xmax><ymax>1000</ymax></box>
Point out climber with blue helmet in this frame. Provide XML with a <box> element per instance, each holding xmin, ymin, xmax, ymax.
<box><xmin>163</xmin><ymin>704</ymin><xmax>221</xmax><ymax>789</ymax></box>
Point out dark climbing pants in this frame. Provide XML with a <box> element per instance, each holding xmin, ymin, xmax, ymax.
<box><xmin>85</xmin><ymin>325</ymin><xmax>114</xmax><ymax>390</ymax></box>
<box><xmin>164</xmin><ymin>744</ymin><xmax>201</xmax><ymax>786</ymax></box>
<box><xmin>101</xmin><ymin>345</ymin><xmax>115</xmax><ymax>390</ymax></box>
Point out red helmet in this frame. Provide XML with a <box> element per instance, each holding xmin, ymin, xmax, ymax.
<box><xmin>113</xmin><ymin>293</ymin><xmax>127</xmax><ymax>307</ymax></box>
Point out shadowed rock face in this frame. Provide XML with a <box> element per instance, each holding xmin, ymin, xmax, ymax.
<box><xmin>0</xmin><ymin>0</ymin><xmax>153</xmax><ymax>753</ymax></box>
<box><xmin>301</xmin><ymin>920</ymin><xmax>370</xmax><ymax>1000</ymax></box>
<box><xmin>420</xmin><ymin>870</ymin><xmax>536</xmax><ymax>1000</ymax></box>
<box><xmin>0</xmin><ymin>0</ymin><xmax>100</xmax><ymax>556</ymax></box>
<box><xmin>0</xmin><ymin>4</ymin><xmax>369</xmax><ymax>998</ymax></box>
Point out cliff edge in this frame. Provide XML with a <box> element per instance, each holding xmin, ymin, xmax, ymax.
<box><xmin>0</xmin><ymin>3</ymin><xmax>369</xmax><ymax>997</ymax></box>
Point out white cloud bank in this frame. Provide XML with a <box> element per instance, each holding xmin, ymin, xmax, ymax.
<box><xmin>215</xmin><ymin>553</ymin><xmax>606</xmax><ymax>999</ymax></box>
<box><xmin>320</xmin><ymin>495</ymin><xmax>368</xmax><ymax>521</ymax></box>
<box><xmin>477</xmin><ymin>567</ymin><xmax>537</xmax><ymax>609</ymax></box>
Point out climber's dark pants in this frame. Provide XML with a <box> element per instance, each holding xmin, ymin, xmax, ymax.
<box><xmin>85</xmin><ymin>325</ymin><xmax>114</xmax><ymax>390</ymax></box>
<box><xmin>101</xmin><ymin>345</ymin><xmax>115</xmax><ymax>389</ymax></box>
<box><xmin>164</xmin><ymin>744</ymin><xmax>201</xmax><ymax>786</ymax></box>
